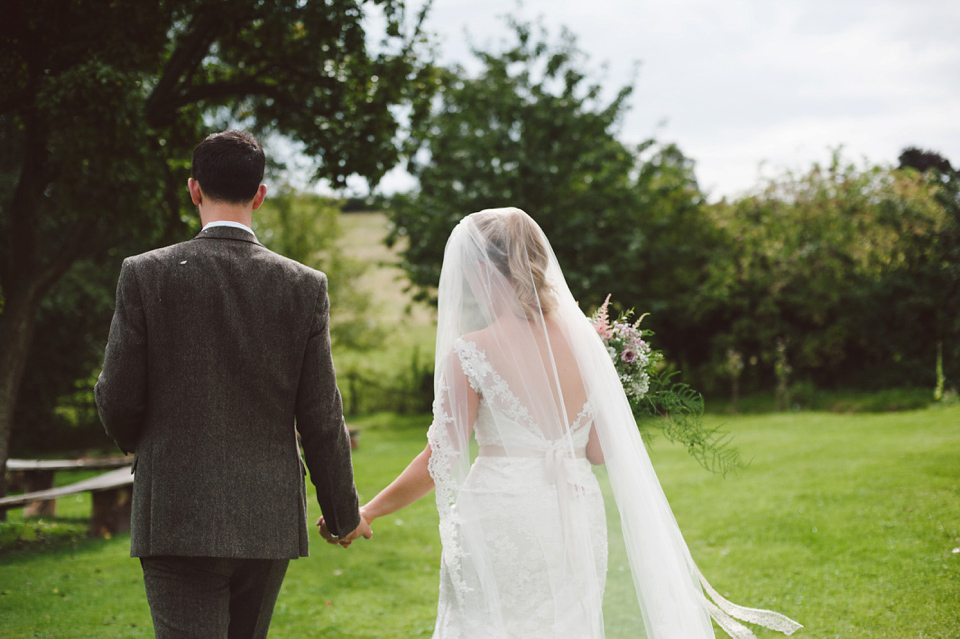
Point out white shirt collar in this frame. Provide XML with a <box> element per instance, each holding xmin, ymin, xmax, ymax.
<box><xmin>202</xmin><ymin>220</ymin><xmax>256</xmax><ymax>237</ymax></box>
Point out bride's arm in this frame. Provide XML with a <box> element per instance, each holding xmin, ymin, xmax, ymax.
<box><xmin>316</xmin><ymin>444</ymin><xmax>435</xmax><ymax>544</ymax></box>
<box><xmin>362</xmin><ymin>365</ymin><xmax>481</xmax><ymax>524</ymax></box>
<box><xmin>360</xmin><ymin>444</ymin><xmax>436</xmax><ymax>524</ymax></box>
<box><xmin>326</xmin><ymin>349</ymin><xmax>480</xmax><ymax>537</ymax></box>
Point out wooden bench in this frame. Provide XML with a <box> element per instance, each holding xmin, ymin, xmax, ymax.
<box><xmin>2</xmin><ymin>459</ymin><xmax>134</xmax><ymax>537</ymax></box>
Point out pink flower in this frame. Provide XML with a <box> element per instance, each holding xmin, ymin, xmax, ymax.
<box><xmin>592</xmin><ymin>294</ymin><xmax>614</xmax><ymax>340</ymax></box>
<box><xmin>621</xmin><ymin>349</ymin><xmax>637</xmax><ymax>363</ymax></box>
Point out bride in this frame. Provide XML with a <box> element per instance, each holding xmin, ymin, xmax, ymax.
<box><xmin>320</xmin><ymin>207</ymin><xmax>802</xmax><ymax>638</ymax></box>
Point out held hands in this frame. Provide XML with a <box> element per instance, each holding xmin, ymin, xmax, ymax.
<box><xmin>318</xmin><ymin>448</ymin><xmax>431</xmax><ymax>549</ymax></box>
<box><xmin>316</xmin><ymin>512</ymin><xmax>372</xmax><ymax>548</ymax></box>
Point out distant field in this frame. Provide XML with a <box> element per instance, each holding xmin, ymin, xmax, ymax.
<box><xmin>333</xmin><ymin>212</ymin><xmax>437</xmax><ymax>391</ymax></box>
<box><xmin>337</xmin><ymin>212</ymin><xmax>435</xmax><ymax>328</ymax></box>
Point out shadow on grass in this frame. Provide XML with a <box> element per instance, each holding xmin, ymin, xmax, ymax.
<box><xmin>0</xmin><ymin>519</ymin><xmax>121</xmax><ymax>562</ymax></box>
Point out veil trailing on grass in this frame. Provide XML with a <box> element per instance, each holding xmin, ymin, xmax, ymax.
<box><xmin>425</xmin><ymin>207</ymin><xmax>802</xmax><ymax>638</ymax></box>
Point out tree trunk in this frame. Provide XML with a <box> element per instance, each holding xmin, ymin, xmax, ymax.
<box><xmin>0</xmin><ymin>281</ymin><xmax>45</xmax><ymax>510</ymax></box>
<box><xmin>0</xmin><ymin>112</ymin><xmax>50</xmax><ymax>509</ymax></box>
<box><xmin>0</xmin><ymin>109</ymin><xmax>102</xmax><ymax>508</ymax></box>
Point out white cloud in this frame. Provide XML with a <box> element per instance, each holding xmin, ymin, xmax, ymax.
<box><xmin>354</xmin><ymin>0</ymin><xmax>960</xmax><ymax>199</ymax></box>
<box><xmin>688</xmin><ymin>95</ymin><xmax>960</xmax><ymax>199</ymax></box>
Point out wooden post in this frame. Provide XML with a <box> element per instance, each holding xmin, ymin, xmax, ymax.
<box><xmin>90</xmin><ymin>486</ymin><xmax>133</xmax><ymax>538</ymax></box>
<box><xmin>22</xmin><ymin>469</ymin><xmax>56</xmax><ymax>517</ymax></box>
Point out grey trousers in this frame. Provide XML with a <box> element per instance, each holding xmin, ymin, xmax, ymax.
<box><xmin>140</xmin><ymin>556</ymin><xmax>290</xmax><ymax>639</ymax></box>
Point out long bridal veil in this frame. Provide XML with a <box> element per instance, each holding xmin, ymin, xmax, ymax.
<box><xmin>426</xmin><ymin>207</ymin><xmax>802</xmax><ymax>638</ymax></box>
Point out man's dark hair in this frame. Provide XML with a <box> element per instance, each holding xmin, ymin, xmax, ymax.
<box><xmin>191</xmin><ymin>130</ymin><xmax>266</xmax><ymax>203</ymax></box>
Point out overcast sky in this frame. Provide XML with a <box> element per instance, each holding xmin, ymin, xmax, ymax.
<box><xmin>364</xmin><ymin>0</ymin><xmax>959</xmax><ymax>201</ymax></box>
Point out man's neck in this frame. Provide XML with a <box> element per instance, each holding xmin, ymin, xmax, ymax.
<box><xmin>199</xmin><ymin>204</ymin><xmax>254</xmax><ymax>229</ymax></box>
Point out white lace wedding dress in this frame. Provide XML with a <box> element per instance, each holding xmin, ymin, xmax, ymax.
<box><xmin>424</xmin><ymin>207</ymin><xmax>802</xmax><ymax>639</ymax></box>
<box><xmin>429</xmin><ymin>339</ymin><xmax>608</xmax><ymax>639</ymax></box>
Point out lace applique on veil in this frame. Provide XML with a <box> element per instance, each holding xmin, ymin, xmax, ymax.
<box><xmin>426</xmin><ymin>374</ymin><xmax>469</xmax><ymax>614</ymax></box>
<box><xmin>454</xmin><ymin>339</ymin><xmax>540</xmax><ymax>436</ymax></box>
<box><xmin>455</xmin><ymin>338</ymin><xmax>594</xmax><ymax>443</ymax></box>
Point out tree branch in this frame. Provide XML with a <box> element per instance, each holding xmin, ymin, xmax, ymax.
<box><xmin>173</xmin><ymin>79</ymin><xmax>285</xmax><ymax>109</ymax></box>
<box><xmin>144</xmin><ymin>10</ymin><xmax>220</xmax><ymax>128</ymax></box>
<box><xmin>152</xmin><ymin>135</ymin><xmax>188</xmax><ymax>246</ymax></box>
<box><xmin>36</xmin><ymin>216</ymin><xmax>99</xmax><ymax>294</ymax></box>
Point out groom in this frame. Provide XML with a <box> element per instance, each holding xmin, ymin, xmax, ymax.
<box><xmin>95</xmin><ymin>130</ymin><xmax>371</xmax><ymax>638</ymax></box>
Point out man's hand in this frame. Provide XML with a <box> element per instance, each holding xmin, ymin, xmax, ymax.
<box><xmin>317</xmin><ymin>515</ymin><xmax>372</xmax><ymax>548</ymax></box>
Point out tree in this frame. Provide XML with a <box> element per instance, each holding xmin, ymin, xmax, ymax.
<box><xmin>0</xmin><ymin>0</ymin><xmax>435</xmax><ymax>499</ymax></box>
<box><xmin>386</xmin><ymin>18</ymin><xmax>710</xmax><ymax>320</ymax></box>
<box><xmin>895</xmin><ymin>148</ymin><xmax>960</xmax><ymax>399</ymax></box>
<box><xmin>687</xmin><ymin>151</ymin><xmax>953</xmax><ymax>398</ymax></box>
<box><xmin>386</xmin><ymin>17</ymin><xmax>638</xmax><ymax>305</ymax></box>
<box><xmin>696</xmin><ymin>155</ymin><xmax>897</xmax><ymax>392</ymax></box>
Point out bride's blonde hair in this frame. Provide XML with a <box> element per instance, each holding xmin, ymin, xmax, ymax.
<box><xmin>473</xmin><ymin>208</ymin><xmax>556</xmax><ymax>319</ymax></box>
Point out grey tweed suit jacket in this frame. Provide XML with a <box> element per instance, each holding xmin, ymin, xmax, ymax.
<box><xmin>95</xmin><ymin>226</ymin><xmax>360</xmax><ymax>559</ymax></box>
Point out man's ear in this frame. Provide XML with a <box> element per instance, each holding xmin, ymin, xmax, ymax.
<box><xmin>251</xmin><ymin>183</ymin><xmax>268</xmax><ymax>210</ymax></box>
<box><xmin>187</xmin><ymin>178</ymin><xmax>203</xmax><ymax>206</ymax></box>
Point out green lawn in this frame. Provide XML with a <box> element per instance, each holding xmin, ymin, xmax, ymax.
<box><xmin>1</xmin><ymin>406</ymin><xmax>958</xmax><ymax>638</ymax></box>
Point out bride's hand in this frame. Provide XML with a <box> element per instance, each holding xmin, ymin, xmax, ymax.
<box><xmin>359</xmin><ymin>505</ymin><xmax>374</xmax><ymax>525</ymax></box>
<box><xmin>338</xmin><ymin>507</ymin><xmax>375</xmax><ymax>548</ymax></box>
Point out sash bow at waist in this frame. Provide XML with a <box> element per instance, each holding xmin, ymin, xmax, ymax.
<box><xmin>478</xmin><ymin>445</ymin><xmax>587</xmax><ymax>486</ymax></box>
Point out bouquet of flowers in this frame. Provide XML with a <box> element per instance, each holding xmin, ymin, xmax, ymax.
<box><xmin>590</xmin><ymin>295</ymin><xmax>659</xmax><ymax>404</ymax></box>
<box><xmin>590</xmin><ymin>295</ymin><xmax>741</xmax><ymax>475</ymax></box>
